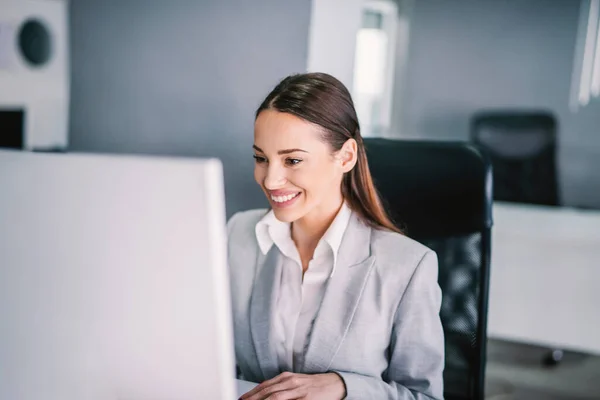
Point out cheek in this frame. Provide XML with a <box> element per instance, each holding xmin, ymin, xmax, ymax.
<box><xmin>295</xmin><ymin>163</ymin><xmax>338</xmax><ymax>197</ymax></box>
<box><xmin>254</xmin><ymin>165</ymin><xmax>264</xmax><ymax>186</ymax></box>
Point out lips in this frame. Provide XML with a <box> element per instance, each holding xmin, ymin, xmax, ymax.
<box><xmin>268</xmin><ymin>191</ymin><xmax>302</xmax><ymax>208</ymax></box>
<box><xmin>271</xmin><ymin>192</ymin><xmax>300</xmax><ymax>203</ymax></box>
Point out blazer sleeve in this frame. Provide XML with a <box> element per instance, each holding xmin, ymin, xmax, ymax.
<box><xmin>226</xmin><ymin>212</ymin><xmax>240</xmax><ymax>239</ymax></box>
<box><xmin>333</xmin><ymin>251</ymin><xmax>445</xmax><ymax>400</ymax></box>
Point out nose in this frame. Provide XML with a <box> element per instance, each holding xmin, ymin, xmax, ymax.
<box><xmin>263</xmin><ymin>163</ymin><xmax>287</xmax><ymax>190</ymax></box>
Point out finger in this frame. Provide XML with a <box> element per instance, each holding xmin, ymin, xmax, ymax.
<box><xmin>240</xmin><ymin>374</ymin><xmax>289</xmax><ymax>399</ymax></box>
<box><xmin>240</xmin><ymin>372</ymin><xmax>293</xmax><ymax>399</ymax></box>
<box><xmin>265</xmin><ymin>387</ymin><xmax>305</xmax><ymax>400</ymax></box>
<box><xmin>243</xmin><ymin>378</ymin><xmax>300</xmax><ymax>400</ymax></box>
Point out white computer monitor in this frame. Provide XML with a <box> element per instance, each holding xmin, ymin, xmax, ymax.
<box><xmin>0</xmin><ymin>150</ymin><xmax>236</xmax><ymax>399</ymax></box>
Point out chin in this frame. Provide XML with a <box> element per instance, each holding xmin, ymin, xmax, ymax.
<box><xmin>271</xmin><ymin>208</ymin><xmax>302</xmax><ymax>223</ymax></box>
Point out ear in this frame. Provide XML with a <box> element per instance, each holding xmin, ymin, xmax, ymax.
<box><xmin>338</xmin><ymin>139</ymin><xmax>358</xmax><ymax>173</ymax></box>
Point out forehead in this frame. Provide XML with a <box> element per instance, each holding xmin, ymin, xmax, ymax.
<box><xmin>254</xmin><ymin>110</ymin><xmax>325</xmax><ymax>151</ymax></box>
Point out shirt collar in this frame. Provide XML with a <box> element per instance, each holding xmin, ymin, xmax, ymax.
<box><xmin>254</xmin><ymin>202</ymin><xmax>352</xmax><ymax>277</ymax></box>
<box><xmin>255</xmin><ymin>210</ymin><xmax>288</xmax><ymax>256</ymax></box>
<box><xmin>320</xmin><ymin>202</ymin><xmax>352</xmax><ymax>276</ymax></box>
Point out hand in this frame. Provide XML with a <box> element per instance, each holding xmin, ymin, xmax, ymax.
<box><xmin>240</xmin><ymin>371</ymin><xmax>346</xmax><ymax>400</ymax></box>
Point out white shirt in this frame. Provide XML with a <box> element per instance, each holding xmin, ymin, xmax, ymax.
<box><xmin>254</xmin><ymin>202</ymin><xmax>352</xmax><ymax>372</ymax></box>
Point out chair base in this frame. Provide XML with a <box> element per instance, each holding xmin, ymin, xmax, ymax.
<box><xmin>542</xmin><ymin>349</ymin><xmax>564</xmax><ymax>366</ymax></box>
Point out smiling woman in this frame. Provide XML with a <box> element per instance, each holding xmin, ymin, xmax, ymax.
<box><xmin>227</xmin><ymin>73</ymin><xmax>444</xmax><ymax>400</ymax></box>
<box><xmin>253</xmin><ymin>73</ymin><xmax>399</xmax><ymax>234</ymax></box>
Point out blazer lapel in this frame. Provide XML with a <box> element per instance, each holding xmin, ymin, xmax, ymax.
<box><xmin>249</xmin><ymin>247</ymin><xmax>282</xmax><ymax>381</ymax></box>
<box><xmin>301</xmin><ymin>214</ymin><xmax>375</xmax><ymax>373</ymax></box>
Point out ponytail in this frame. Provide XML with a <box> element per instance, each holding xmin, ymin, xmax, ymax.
<box><xmin>342</xmin><ymin>136</ymin><xmax>402</xmax><ymax>233</ymax></box>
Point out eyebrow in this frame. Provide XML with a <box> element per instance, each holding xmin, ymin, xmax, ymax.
<box><xmin>253</xmin><ymin>145</ymin><xmax>308</xmax><ymax>155</ymax></box>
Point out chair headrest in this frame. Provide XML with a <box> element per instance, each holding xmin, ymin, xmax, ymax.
<box><xmin>471</xmin><ymin>111</ymin><xmax>557</xmax><ymax>158</ymax></box>
<box><xmin>364</xmin><ymin>139</ymin><xmax>493</xmax><ymax>238</ymax></box>
<box><xmin>471</xmin><ymin>111</ymin><xmax>556</xmax><ymax>131</ymax></box>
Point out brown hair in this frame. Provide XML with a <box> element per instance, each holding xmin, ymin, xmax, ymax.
<box><xmin>256</xmin><ymin>72</ymin><xmax>401</xmax><ymax>233</ymax></box>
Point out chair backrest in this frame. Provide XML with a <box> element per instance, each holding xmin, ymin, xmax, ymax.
<box><xmin>471</xmin><ymin>111</ymin><xmax>559</xmax><ymax>206</ymax></box>
<box><xmin>364</xmin><ymin>138</ymin><xmax>493</xmax><ymax>400</ymax></box>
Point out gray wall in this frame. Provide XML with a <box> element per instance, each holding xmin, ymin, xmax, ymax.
<box><xmin>395</xmin><ymin>0</ymin><xmax>600</xmax><ymax>209</ymax></box>
<box><xmin>69</xmin><ymin>0</ymin><xmax>312</xmax><ymax>216</ymax></box>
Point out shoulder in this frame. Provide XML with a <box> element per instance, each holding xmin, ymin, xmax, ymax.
<box><xmin>226</xmin><ymin>209</ymin><xmax>268</xmax><ymax>282</ymax></box>
<box><xmin>370</xmin><ymin>227</ymin><xmax>438</xmax><ymax>281</ymax></box>
<box><xmin>226</xmin><ymin>208</ymin><xmax>269</xmax><ymax>257</ymax></box>
<box><xmin>227</xmin><ymin>209</ymin><xmax>268</xmax><ymax>239</ymax></box>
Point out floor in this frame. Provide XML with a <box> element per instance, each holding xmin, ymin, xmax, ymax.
<box><xmin>485</xmin><ymin>339</ymin><xmax>600</xmax><ymax>400</ymax></box>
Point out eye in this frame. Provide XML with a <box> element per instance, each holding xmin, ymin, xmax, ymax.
<box><xmin>285</xmin><ymin>158</ymin><xmax>302</xmax><ymax>166</ymax></box>
<box><xmin>253</xmin><ymin>155</ymin><xmax>267</xmax><ymax>164</ymax></box>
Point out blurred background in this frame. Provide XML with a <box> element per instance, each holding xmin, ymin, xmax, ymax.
<box><xmin>1</xmin><ymin>0</ymin><xmax>599</xmax><ymax>399</ymax></box>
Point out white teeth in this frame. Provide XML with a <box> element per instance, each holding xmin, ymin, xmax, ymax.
<box><xmin>271</xmin><ymin>192</ymin><xmax>299</xmax><ymax>203</ymax></box>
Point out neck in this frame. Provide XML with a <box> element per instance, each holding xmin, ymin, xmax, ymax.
<box><xmin>291</xmin><ymin>194</ymin><xmax>344</xmax><ymax>251</ymax></box>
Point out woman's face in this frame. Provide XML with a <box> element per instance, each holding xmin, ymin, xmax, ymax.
<box><xmin>253</xmin><ymin>109</ymin><xmax>355</xmax><ymax>223</ymax></box>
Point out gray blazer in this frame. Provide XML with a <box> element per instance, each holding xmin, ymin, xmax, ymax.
<box><xmin>227</xmin><ymin>209</ymin><xmax>445</xmax><ymax>400</ymax></box>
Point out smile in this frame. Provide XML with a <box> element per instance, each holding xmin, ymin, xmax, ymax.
<box><xmin>270</xmin><ymin>192</ymin><xmax>301</xmax><ymax>206</ymax></box>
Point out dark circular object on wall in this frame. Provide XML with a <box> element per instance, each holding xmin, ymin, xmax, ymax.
<box><xmin>18</xmin><ymin>18</ymin><xmax>53</xmax><ymax>67</ymax></box>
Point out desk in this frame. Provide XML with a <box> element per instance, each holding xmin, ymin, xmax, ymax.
<box><xmin>236</xmin><ymin>379</ymin><xmax>258</xmax><ymax>397</ymax></box>
<box><xmin>488</xmin><ymin>201</ymin><xmax>600</xmax><ymax>354</ymax></box>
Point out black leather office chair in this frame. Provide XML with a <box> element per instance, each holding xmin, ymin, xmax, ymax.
<box><xmin>470</xmin><ymin>111</ymin><xmax>559</xmax><ymax>206</ymax></box>
<box><xmin>364</xmin><ymin>138</ymin><xmax>493</xmax><ymax>400</ymax></box>
<box><xmin>471</xmin><ymin>111</ymin><xmax>565</xmax><ymax>366</ymax></box>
